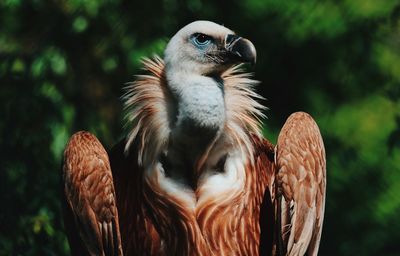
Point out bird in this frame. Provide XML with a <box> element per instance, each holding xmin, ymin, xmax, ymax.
<box><xmin>62</xmin><ymin>20</ymin><xmax>326</xmax><ymax>256</ymax></box>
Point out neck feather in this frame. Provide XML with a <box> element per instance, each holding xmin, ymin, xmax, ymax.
<box><xmin>165</xmin><ymin>72</ymin><xmax>226</xmax><ymax>182</ymax></box>
<box><xmin>123</xmin><ymin>56</ymin><xmax>265</xmax><ymax>169</ymax></box>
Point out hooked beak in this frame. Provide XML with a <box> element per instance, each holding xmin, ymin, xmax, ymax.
<box><xmin>224</xmin><ymin>34</ymin><xmax>257</xmax><ymax>65</ymax></box>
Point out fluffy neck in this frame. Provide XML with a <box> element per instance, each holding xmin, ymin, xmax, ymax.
<box><xmin>123</xmin><ymin>56</ymin><xmax>265</xmax><ymax>170</ymax></box>
<box><xmin>164</xmin><ymin>69</ymin><xmax>226</xmax><ymax>185</ymax></box>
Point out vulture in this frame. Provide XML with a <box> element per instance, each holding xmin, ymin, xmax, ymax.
<box><xmin>62</xmin><ymin>21</ymin><xmax>326</xmax><ymax>256</ymax></box>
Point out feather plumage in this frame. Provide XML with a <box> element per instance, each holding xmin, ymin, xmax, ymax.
<box><xmin>274</xmin><ymin>112</ymin><xmax>326</xmax><ymax>256</ymax></box>
<box><xmin>63</xmin><ymin>131</ymin><xmax>123</xmax><ymax>256</ymax></box>
<box><xmin>123</xmin><ymin>57</ymin><xmax>265</xmax><ymax>168</ymax></box>
<box><xmin>62</xmin><ymin>22</ymin><xmax>326</xmax><ymax>256</ymax></box>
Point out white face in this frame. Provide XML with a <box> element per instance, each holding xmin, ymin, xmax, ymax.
<box><xmin>164</xmin><ymin>21</ymin><xmax>256</xmax><ymax>76</ymax></box>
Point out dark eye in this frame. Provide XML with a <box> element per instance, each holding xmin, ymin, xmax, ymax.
<box><xmin>192</xmin><ymin>33</ymin><xmax>212</xmax><ymax>47</ymax></box>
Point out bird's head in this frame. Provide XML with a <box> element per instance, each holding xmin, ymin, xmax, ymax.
<box><xmin>164</xmin><ymin>20</ymin><xmax>256</xmax><ymax>77</ymax></box>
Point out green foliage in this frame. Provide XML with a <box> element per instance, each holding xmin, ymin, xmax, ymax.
<box><xmin>0</xmin><ymin>0</ymin><xmax>399</xmax><ymax>255</ymax></box>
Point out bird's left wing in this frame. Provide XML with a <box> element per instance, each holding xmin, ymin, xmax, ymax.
<box><xmin>274</xmin><ymin>112</ymin><xmax>326</xmax><ymax>256</ymax></box>
<box><xmin>63</xmin><ymin>131</ymin><xmax>123</xmax><ymax>256</ymax></box>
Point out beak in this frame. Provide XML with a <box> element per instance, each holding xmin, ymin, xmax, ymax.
<box><xmin>224</xmin><ymin>34</ymin><xmax>257</xmax><ymax>65</ymax></box>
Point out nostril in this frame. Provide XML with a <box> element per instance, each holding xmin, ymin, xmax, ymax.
<box><xmin>225</xmin><ymin>34</ymin><xmax>241</xmax><ymax>49</ymax></box>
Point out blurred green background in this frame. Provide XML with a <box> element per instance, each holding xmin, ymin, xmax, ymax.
<box><xmin>1</xmin><ymin>0</ymin><xmax>400</xmax><ymax>255</ymax></box>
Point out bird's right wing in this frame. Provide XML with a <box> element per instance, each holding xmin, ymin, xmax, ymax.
<box><xmin>63</xmin><ymin>131</ymin><xmax>123</xmax><ymax>256</ymax></box>
<box><xmin>275</xmin><ymin>112</ymin><xmax>326</xmax><ymax>256</ymax></box>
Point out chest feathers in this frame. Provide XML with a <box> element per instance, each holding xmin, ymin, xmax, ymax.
<box><xmin>123</xmin><ymin>57</ymin><xmax>266</xmax><ymax>255</ymax></box>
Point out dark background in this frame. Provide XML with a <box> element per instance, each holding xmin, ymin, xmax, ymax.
<box><xmin>1</xmin><ymin>0</ymin><xmax>400</xmax><ymax>255</ymax></box>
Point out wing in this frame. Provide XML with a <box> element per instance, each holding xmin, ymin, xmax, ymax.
<box><xmin>275</xmin><ymin>112</ymin><xmax>326</xmax><ymax>256</ymax></box>
<box><xmin>62</xmin><ymin>131</ymin><xmax>123</xmax><ymax>256</ymax></box>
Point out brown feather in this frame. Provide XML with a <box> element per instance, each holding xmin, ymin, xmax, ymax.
<box><xmin>63</xmin><ymin>131</ymin><xmax>123</xmax><ymax>256</ymax></box>
<box><xmin>275</xmin><ymin>112</ymin><xmax>326</xmax><ymax>256</ymax></box>
<box><xmin>108</xmin><ymin>135</ymin><xmax>276</xmax><ymax>255</ymax></box>
<box><xmin>63</xmin><ymin>57</ymin><xmax>326</xmax><ymax>256</ymax></box>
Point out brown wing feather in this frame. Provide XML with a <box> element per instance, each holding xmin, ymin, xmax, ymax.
<box><xmin>275</xmin><ymin>112</ymin><xmax>326</xmax><ymax>256</ymax></box>
<box><xmin>63</xmin><ymin>131</ymin><xmax>123</xmax><ymax>256</ymax></box>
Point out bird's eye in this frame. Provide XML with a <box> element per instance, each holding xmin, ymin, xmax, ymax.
<box><xmin>192</xmin><ymin>33</ymin><xmax>212</xmax><ymax>47</ymax></box>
